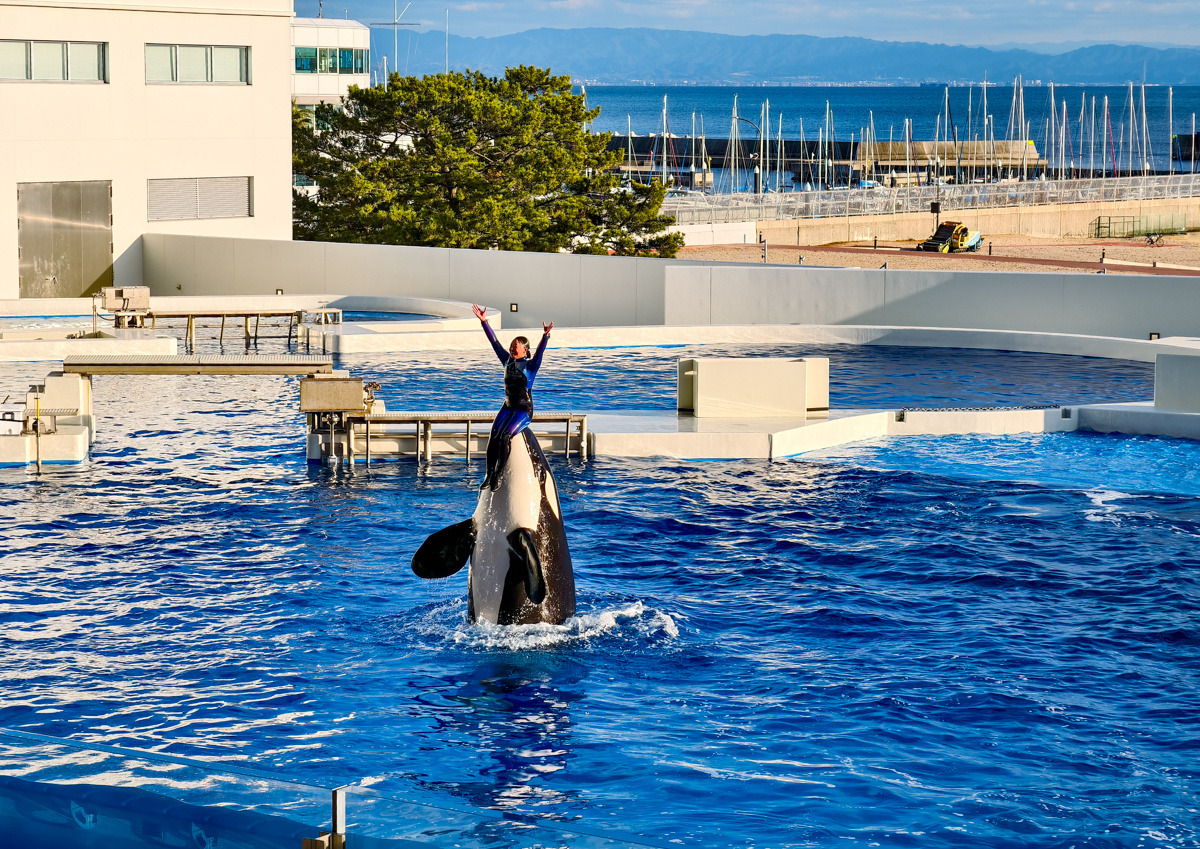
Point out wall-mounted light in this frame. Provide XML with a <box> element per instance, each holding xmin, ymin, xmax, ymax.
<box><xmin>1149</xmin><ymin>332</ymin><xmax>1160</xmax><ymax>340</ymax></box>
<box><xmin>510</xmin><ymin>303</ymin><xmax>518</xmax><ymax>312</ymax></box>
<box><xmin>276</xmin><ymin>288</ymin><xmax>284</xmax><ymax>295</ymax></box>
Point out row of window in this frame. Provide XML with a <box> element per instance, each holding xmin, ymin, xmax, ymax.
<box><xmin>0</xmin><ymin>41</ymin><xmax>106</xmax><ymax>82</ymax></box>
<box><xmin>0</xmin><ymin>40</ymin><xmax>250</xmax><ymax>84</ymax></box>
<box><xmin>294</xmin><ymin>47</ymin><xmax>368</xmax><ymax>75</ymax></box>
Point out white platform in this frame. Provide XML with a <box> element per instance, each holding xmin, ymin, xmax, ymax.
<box><xmin>587</xmin><ymin>402</ymin><xmax>1200</xmax><ymax>460</ymax></box>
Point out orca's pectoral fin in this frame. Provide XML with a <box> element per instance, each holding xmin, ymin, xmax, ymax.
<box><xmin>506</xmin><ymin>528</ymin><xmax>546</xmax><ymax>604</ymax></box>
<box><xmin>412</xmin><ymin>519</ymin><xmax>475</xmax><ymax>579</ymax></box>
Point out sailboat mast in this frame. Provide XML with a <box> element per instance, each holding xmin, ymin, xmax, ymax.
<box><xmin>661</xmin><ymin>95</ymin><xmax>668</xmax><ymax>186</ymax></box>
<box><xmin>1123</xmin><ymin>82</ymin><xmax>1132</xmax><ymax>176</ymax></box>
<box><xmin>1168</xmin><ymin>87</ymin><xmax>1174</xmax><ymax>175</ymax></box>
<box><xmin>690</xmin><ymin>111</ymin><xmax>696</xmax><ymax>188</ymax></box>
<box><xmin>730</xmin><ymin>94</ymin><xmax>740</xmax><ymax>193</ymax></box>
<box><xmin>934</xmin><ymin>114</ymin><xmax>941</xmax><ymax>182</ymax></box>
<box><xmin>1078</xmin><ymin>93</ymin><xmax>1085</xmax><ymax>175</ymax></box>
<box><xmin>761</xmin><ymin>99</ymin><xmax>769</xmax><ymax>194</ymax></box>
<box><xmin>1090</xmin><ymin>96</ymin><xmax>1096</xmax><ymax>176</ymax></box>
<box><xmin>777</xmin><ymin>113</ymin><xmax>784</xmax><ymax>191</ymax></box>
<box><xmin>869</xmin><ymin>110</ymin><xmax>877</xmax><ymax>183</ymax></box>
<box><xmin>1140</xmin><ymin>84</ymin><xmax>1150</xmax><ymax>175</ymax></box>
<box><xmin>626</xmin><ymin>115</ymin><xmax>633</xmax><ymax>185</ymax></box>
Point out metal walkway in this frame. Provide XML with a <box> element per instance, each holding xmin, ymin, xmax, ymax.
<box><xmin>62</xmin><ymin>354</ymin><xmax>334</xmax><ymax>375</ymax></box>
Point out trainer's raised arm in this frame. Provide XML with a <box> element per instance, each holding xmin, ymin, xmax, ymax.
<box><xmin>473</xmin><ymin>303</ymin><xmax>507</xmax><ymax>363</ymax></box>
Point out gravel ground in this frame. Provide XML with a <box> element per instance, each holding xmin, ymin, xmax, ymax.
<box><xmin>680</xmin><ymin>231</ymin><xmax>1200</xmax><ymax>274</ymax></box>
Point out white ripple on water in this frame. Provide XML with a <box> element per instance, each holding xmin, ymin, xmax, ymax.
<box><xmin>410</xmin><ymin>600</ymin><xmax>679</xmax><ymax>650</ymax></box>
<box><xmin>1082</xmin><ymin>489</ymin><xmax>1136</xmax><ymax>523</ymax></box>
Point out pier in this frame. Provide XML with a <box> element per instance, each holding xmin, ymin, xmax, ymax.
<box><xmin>92</xmin><ymin>288</ymin><xmax>343</xmax><ymax>347</ymax></box>
<box><xmin>298</xmin><ymin>374</ymin><xmax>588</xmax><ymax>464</ymax></box>
<box><xmin>62</xmin><ymin>354</ymin><xmax>334</xmax><ymax>376</ymax></box>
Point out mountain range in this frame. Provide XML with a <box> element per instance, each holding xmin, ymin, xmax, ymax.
<box><xmin>395</xmin><ymin>28</ymin><xmax>1200</xmax><ymax>85</ymax></box>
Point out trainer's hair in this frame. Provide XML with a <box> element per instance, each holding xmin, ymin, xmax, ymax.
<box><xmin>511</xmin><ymin>335</ymin><xmax>530</xmax><ymax>350</ymax></box>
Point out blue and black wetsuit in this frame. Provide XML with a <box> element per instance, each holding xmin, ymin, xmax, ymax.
<box><xmin>481</xmin><ymin>321</ymin><xmax>549</xmax><ymax>489</ymax></box>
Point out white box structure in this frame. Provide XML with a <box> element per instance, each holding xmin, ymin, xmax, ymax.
<box><xmin>1154</xmin><ymin>354</ymin><xmax>1200</xmax><ymax>412</ymax></box>
<box><xmin>678</xmin><ymin>358</ymin><xmax>830</xmax><ymax>418</ymax></box>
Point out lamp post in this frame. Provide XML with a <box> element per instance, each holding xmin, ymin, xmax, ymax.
<box><xmin>736</xmin><ymin>114</ymin><xmax>763</xmax><ymax>194</ymax></box>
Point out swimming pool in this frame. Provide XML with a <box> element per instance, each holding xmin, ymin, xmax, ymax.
<box><xmin>0</xmin><ymin>345</ymin><xmax>1195</xmax><ymax>847</ymax></box>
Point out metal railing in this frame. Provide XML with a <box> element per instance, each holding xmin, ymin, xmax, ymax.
<box><xmin>1089</xmin><ymin>213</ymin><xmax>1188</xmax><ymax>238</ymax></box>
<box><xmin>662</xmin><ymin>173</ymin><xmax>1200</xmax><ymax>226</ymax></box>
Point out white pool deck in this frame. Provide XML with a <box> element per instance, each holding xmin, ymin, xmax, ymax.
<box><xmin>583</xmin><ymin>402</ymin><xmax>1200</xmax><ymax>460</ymax></box>
<box><xmin>6</xmin><ymin>296</ymin><xmax>1200</xmax><ymax>464</ymax></box>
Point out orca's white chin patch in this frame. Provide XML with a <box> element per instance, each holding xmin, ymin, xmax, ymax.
<box><xmin>470</xmin><ymin>435</ymin><xmax>540</xmax><ymax>624</ymax></box>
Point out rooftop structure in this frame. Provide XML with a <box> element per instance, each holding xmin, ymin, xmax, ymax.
<box><xmin>291</xmin><ymin>17</ymin><xmax>369</xmax><ymax>107</ymax></box>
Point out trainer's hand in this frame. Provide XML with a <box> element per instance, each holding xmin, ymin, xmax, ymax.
<box><xmin>543</xmin><ymin>321</ymin><xmax>554</xmax><ymax>336</ymax></box>
<box><xmin>472</xmin><ymin>303</ymin><xmax>486</xmax><ymax>322</ymax></box>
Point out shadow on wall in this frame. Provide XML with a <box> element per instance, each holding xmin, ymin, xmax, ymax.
<box><xmin>140</xmin><ymin>233</ymin><xmax>729</xmax><ymax>328</ymax></box>
<box><xmin>662</xmin><ymin>264</ymin><xmax>1199</xmax><ymax>341</ymax></box>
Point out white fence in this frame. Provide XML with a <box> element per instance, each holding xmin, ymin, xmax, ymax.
<box><xmin>663</xmin><ymin>174</ymin><xmax>1200</xmax><ymax>226</ymax></box>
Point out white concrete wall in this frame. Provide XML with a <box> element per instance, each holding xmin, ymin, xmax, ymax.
<box><xmin>142</xmin><ymin>233</ymin><xmax>1200</xmax><ymax>339</ymax></box>
<box><xmin>141</xmin><ymin>234</ymin><xmax>727</xmax><ymax>326</ymax></box>
<box><xmin>665</xmin><ymin>265</ymin><xmax>1200</xmax><ymax>340</ymax></box>
<box><xmin>1</xmin><ymin>0</ymin><xmax>294</xmax><ymax>299</ymax></box>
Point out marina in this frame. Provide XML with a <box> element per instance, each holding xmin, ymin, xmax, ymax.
<box><xmin>591</xmin><ymin>83</ymin><xmax>1200</xmax><ymax>195</ymax></box>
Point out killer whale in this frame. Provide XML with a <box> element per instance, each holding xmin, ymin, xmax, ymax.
<box><xmin>412</xmin><ymin>429</ymin><xmax>575</xmax><ymax>625</ymax></box>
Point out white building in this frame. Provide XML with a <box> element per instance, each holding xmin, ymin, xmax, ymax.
<box><xmin>0</xmin><ymin>0</ymin><xmax>294</xmax><ymax>299</ymax></box>
<box><xmin>291</xmin><ymin>17</ymin><xmax>369</xmax><ymax>108</ymax></box>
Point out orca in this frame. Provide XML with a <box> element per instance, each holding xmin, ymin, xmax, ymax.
<box><xmin>412</xmin><ymin>429</ymin><xmax>575</xmax><ymax>625</ymax></box>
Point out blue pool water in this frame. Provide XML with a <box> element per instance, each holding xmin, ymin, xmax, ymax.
<box><xmin>0</xmin><ymin>346</ymin><xmax>1196</xmax><ymax>848</ymax></box>
<box><xmin>347</xmin><ymin>343</ymin><xmax>1156</xmax><ymax>411</ymax></box>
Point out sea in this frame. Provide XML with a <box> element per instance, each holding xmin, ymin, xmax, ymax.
<box><xmin>580</xmin><ymin>84</ymin><xmax>1200</xmax><ymax>173</ymax></box>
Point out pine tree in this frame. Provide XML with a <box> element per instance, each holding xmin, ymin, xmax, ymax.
<box><xmin>293</xmin><ymin>66</ymin><xmax>682</xmax><ymax>257</ymax></box>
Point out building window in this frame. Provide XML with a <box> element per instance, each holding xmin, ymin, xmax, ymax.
<box><xmin>317</xmin><ymin>47</ymin><xmax>336</xmax><ymax>74</ymax></box>
<box><xmin>296</xmin><ymin>46</ymin><xmax>368</xmax><ymax>75</ymax></box>
<box><xmin>145</xmin><ymin>45</ymin><xmax>250</xmax><ymax>84</ymax></box>
<box><xmin>0</xmin><ymin>40</ymin><xmax>108</xmax><ymax>82</ymax></box>
<box><xmin>147</xmin><ymin>177</ymin><xmax>253</xmax><ymax>220</ymax></box>
<box><xmin>295</xmin><ymin>46</ymin><xmax>317</xmax><ymax>73</ymax></box>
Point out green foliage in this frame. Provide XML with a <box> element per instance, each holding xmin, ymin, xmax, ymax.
<box><xmin>293</xmin><ymin>66</ymin><xmax>682</xmax><ymax>257</ymax></box>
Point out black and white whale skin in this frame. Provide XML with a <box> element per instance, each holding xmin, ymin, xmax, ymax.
<box><xmin>412</xmin><ymin>430</ymin><xmax>576</xmax><ymax>625</ymax></box>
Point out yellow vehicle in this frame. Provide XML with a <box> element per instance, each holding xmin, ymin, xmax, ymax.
<box><xmin>919</xmin><ymin>221</ymin><xmax>983</xmax><ymax>253</ymax></box>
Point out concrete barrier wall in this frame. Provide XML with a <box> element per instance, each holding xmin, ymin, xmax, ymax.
<box><xmin>755</xmin><ymin>196</ymin><xmax>1200</xmax><ymax>245</ymax></box>
<box><xmin>665</xmin><ymin>264</ymin><xmax>1200</xmax><ymax>340</ymax></box>
<box><xmin>145</xmin><ymin>232</ymin><xmax>1200</xmax><ymax>339</ymax></box>
<box><xmin>142</xmin><ymin>234</ymin><xmax>730</xmax><ymax>327</ymax></box>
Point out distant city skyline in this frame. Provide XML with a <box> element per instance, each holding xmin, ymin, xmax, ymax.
<box><xmin>294</xmin><ymin>0</ymin><xmax>1200</xmax><ymax>50</ymax></box>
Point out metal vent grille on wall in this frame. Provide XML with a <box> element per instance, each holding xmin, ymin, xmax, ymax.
<box><xmin>147</xmin><ymin>177</ymin><xmax>252</xmax><ymax>220</ymax></box>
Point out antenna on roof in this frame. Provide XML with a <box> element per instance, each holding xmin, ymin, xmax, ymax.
<box><xmin>367</xmin><ymin>1</ymin><xmax>415</xmax><ymax>82</ymax></box>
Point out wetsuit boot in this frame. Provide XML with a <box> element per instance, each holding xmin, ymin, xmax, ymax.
<box><xmin>482</xmin><ymin>430</ymin><xmax>512</xmax><ymax>491</ymax></box>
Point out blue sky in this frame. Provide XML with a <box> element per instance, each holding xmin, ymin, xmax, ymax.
<box><xmin>295</xmin><ymin>0</ymin><xmax>1200</xmax><ymax>48</ymax></box>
